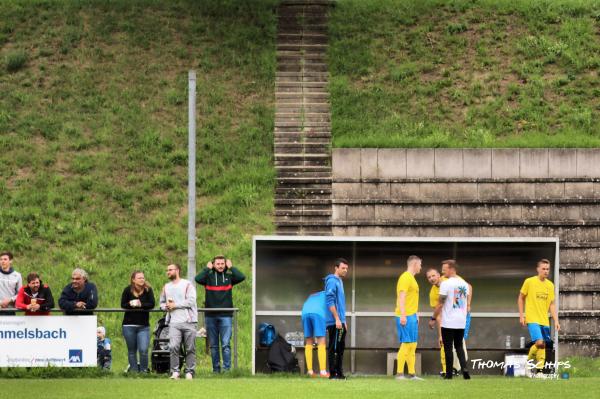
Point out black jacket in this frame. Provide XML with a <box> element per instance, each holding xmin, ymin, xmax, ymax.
<box><xmin>120</xmin><ymin>286</ymin><xmax>155</xmax><ymax>326</ymax></box>
<box><xmin>195</xmin><ymin>266</ymin><xmax>245</xmax><ymax>317</ymax></box>
<box><xmin>58</xmin><ymin>282</ymin><xmax>98</xmax><ymax>315</ymax></box>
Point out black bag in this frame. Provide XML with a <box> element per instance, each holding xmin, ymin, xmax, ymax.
<box><xmin>267</xmin><ymin>334</ymin><xmax>299</xmax><ymax>373</ymax></box>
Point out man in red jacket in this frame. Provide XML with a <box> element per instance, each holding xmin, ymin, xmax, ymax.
<box><xmin>15</xmin><ymin>272</ymin><xmax>55</xmax><ymax>315</ymax></box>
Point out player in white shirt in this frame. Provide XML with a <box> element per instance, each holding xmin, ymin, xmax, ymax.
<box><xmin>433</xmin><ymin>261</ymin><xmax>470</xmax><ymax>380</ymax></box>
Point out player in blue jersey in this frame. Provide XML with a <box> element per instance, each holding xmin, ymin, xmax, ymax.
<box><xmin>301</xmin><ymin>291</ymin><xmax>329</xmax><ymax>378</ymax></box>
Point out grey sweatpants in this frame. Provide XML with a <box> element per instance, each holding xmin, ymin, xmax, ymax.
<box><xmin>169</xmin><ymin>322</ymin><xmax>197</xmax><ymax>374</ymax></box>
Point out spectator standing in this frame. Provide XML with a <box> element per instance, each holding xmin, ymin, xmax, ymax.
<box><xmin>15</xmin><ymin>272</ymin><xmax>55</xmax><ymax>315</ymax></box>
<box><xmin>195</xmin><ymin>255</ymin><xmax>245</xmax><ymax>373</ymax></box>
<box><xmin>58</xmin><ymin>268</ymin><xmax>98</xmax><ymax>315</ymax></box>
<box><xmin>160</xmin><ymin>263</ymin><xmax>197</xmax><ymax>380</ymax></box>
<box><xmin>0</xmin><ymin>251</ymin><xmax>23</xmax><ymax>315</ymax></box>
<box><xmin>121</xmin><ymin>270</ymin><xmax>155</xmax><ymax>373</ymax></box>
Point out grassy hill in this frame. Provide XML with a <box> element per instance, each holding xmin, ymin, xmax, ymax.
<box><xmin>329</xmin><ymin>0</ymin><xmax>600</xmax><ymax>147</ymax></box>
<box><xmin>0</xmin><ymin>0</ymin><xmax>276</xmax><ymax>371</ymax></box>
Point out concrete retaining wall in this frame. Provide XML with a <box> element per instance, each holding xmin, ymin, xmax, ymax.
<box><xmin>332</xmin><ymin>148</ymin><xmax>600</xmax><ymax>357</ymax></box>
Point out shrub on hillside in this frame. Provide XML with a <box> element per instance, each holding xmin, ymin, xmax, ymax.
<box><xmin>5</xmin><ymin>50</ymin><xmax>27</xmax><ymax>72</ymax></box>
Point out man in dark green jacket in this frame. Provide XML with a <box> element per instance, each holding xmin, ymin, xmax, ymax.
<box><xmin>195</xmin><ymin>255</ymin><xmax>245</xmax><ymax>372</ymax></box>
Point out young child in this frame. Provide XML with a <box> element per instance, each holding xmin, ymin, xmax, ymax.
<box><xmin>97</xmin><ymin>326</ymin><xmax>112</xmax><ymax>370</ymax></box>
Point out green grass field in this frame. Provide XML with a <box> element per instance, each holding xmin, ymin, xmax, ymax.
<box><xmin>1</xmin><ymin>376</ymin><xmax>598</xmax><ymax>399</ymax></box>
<box><xmin>329</xmin><ymin>0</ymin><xmax>600</xmax><ymax>147</ymax></box>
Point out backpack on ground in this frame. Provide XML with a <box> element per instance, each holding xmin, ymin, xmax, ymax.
<box><xmin>267</xmin><ymin>334</ymin><xmax>299</xmax><ymax>373</ymax></box>
<box><xmin>259</xmin><ymin>322</ymin><xmax>277</xmax><ymax>347</ymax></box>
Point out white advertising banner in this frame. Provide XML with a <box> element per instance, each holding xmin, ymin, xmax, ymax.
<box><xmin>0</xmin><ymin>316</ymin><xmax>97</xmax><ymax>367</ymax></box>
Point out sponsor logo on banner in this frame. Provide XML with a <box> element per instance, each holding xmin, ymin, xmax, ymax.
<box><xmin>69</xmin><ymin>349</ymin><xmax>83</xmax><ymax>363</ymax></box>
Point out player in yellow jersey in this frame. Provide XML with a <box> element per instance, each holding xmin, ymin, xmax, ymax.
<box><xmin>395</xmin><ymin>255</ymin><xmax>422</xmax><ymax>381</ymax></box>
<box><xmin>518</xmin><ymin>259</ymin><xmax>560</xmax><ymax>377</ymax></box>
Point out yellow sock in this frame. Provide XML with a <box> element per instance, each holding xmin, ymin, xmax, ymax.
<box><xmin>397</xmin><ymin>344</ymin><xmax>409</xmax><ymax>374</ymax></box>
<box><xmin>535</xmin><ymin>346</ymin><xmax>546</xmax><ymax>371</ymax></box>
<box><xmin>305</xmin><ymin>344</ymin><xmax>313</xmax><ymax>372</ymax></box>
<box><xmin>528</xmin><ymin>345</ymin><xmax>537</xmax><ymax>361</ymax></box>
<box><xmin>317</xmin><ymin>344</ymin><xmax>327</xmax><ymax>372</ymax></box>
<box><xmin>407</xmin><ymin>342</ymin><xmax>417</xmax><ymax>375</ymax></box>
<box><xmin>440</xmin><ymin>347</ymin><xmax>446</xmax><ymax>373</ymax></box>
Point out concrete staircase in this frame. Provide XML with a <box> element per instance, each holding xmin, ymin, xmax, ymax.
<box><xmin>274</xmin><ymin>0</ymin><xmax>335</xmax><ymax>235</ymax></box>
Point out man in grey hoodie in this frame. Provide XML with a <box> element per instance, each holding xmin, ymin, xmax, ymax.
<box><xmin>160</xmin><ymin>263</ymin><xmax>197</xmax><ymax>380</ymax></box>
<box><xmin>0</xmin><ymin>251</ymin><xmax>22</xmax><ymax>315</ymax></box>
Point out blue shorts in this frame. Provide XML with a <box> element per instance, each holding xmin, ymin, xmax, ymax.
<box><xmin>528</xmin><ymin>323</ymin><xmax>551</xmax><ymax>342</ymax></box>
<box><xmin>396</xmin><ymin>314</ymin><xmax>418</xmax><ymax>343</ymax></box>
<box><xmin>302</xmin><ymin>313</ymin><xmax>326</xmax><ymax>338</ymax></box>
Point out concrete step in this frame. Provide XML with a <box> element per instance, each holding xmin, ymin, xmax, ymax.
<box><xmin>275</xmin><ymin>159</ymin><xmax>330</xmax><ymax>167</ymax></box>
<box><xmin>275</xmin><ymin>138</ymin><xmax>331</xmax><ymax>146</ymax></box>
<box><xmin>275</xmin><ymin>130</ymin><xmax>331</xmax><ymax>137</ymax></box>
<box><xmin>277</xmin><ymin>176</ymin><xmax>332</xmax><ymax>184</ymax></box>
<box><xmin>275</xmin><ymin>104</ymin><xmax>330</xmax><ymax>111</ymax></box>
<box><xmin>277</xmin><ymin>75</ymin><xmax>328</xmax><ymax>83</ymax></box>
<box><xmin>277</xmin><ymin>24</ymin><xmax>329</xmax><ymax>33</ymax></box>
<box><xmin>276</xmin><ymin>81</ymin><xmax>328</xmax><ymax>89</ymax></box>
<box><xmin>276</xmin><ymin>213</ymin><xmax>333</xmax><ymax>222</ymax></box>
<box><xmin>275</xmin><ymin>141</ymin><xmax>330</xmax><ymax>149</ymax></box>
<box><xmin>275</xmin><ymin>152</ymin><xmax>330</xmax><ymax>159</ymax></box>
<box><xmin>276</xmin><ymin>93</ymin><xmax>329</xmax><ymax>101</ymax></box>
<box><xmin>277</xmin><ymin>53</ymin><xmax>327</xmax><ymax>63</ymax></box>
<box><xmin>278</xmin><ymin>34</ymin><xmax>327</xmax><ymax>42</ymax></box>
<box><xmin>275</xmin><ymin>116</ymin><xmax>331</xmax><ymax>124</ymax></box>
<box><xmin>274</xmin><ymin>146</ymin><xmax>330</xmax><ymax>154</ymax></box>
<box><xmin>275</xmin><ymin>122</ymin><xmax>331</xmax><ymax>129</ymax></box>
<box><xmin>275</xmin><ymin>209</ymin><xmax>333</xmax><ymax>217</ymax></box>
<box><xmin>278</xmin><ymin>9</ymin><xmax>332</xmax><ymax>18</ymax></box>
<box><xmin>275</xmin><ymin>100</ymin><xmax>330</xmax><ymax>107</ymax></box>
<box><xmin>277</xmin><ymin>205</ymin><xmax>331</xmax><ymax>214</ymax></box>
<box><xmin>276</xmin><ymin>219</ymin><xmax>333</xmax><ymax>227</ymax></box>
<box><xmin>278</xmin><ymin>32</ymin><xmax>328</xmax><ymax>39</ymax></box>
<box><xmin>275</xmin><ymin>162</ymin><xmax>331</xmax><ymax>168</ymax></box>
<box><xmin>275</xmin><ymin>227</ymin><xmax>332</xmax><ymax>236</ymax></box>
<box><xmin>276</xmin><ymin>91</ymin><xmax>329</xmax><ymax>99</ymax></box>
<box><xmin>277</xmin><ymin>170</ymin><xmax>332</xmax><ymax>178</ymax></box>
<box><xmin>276</xmin><ymin>109</ymin><xmax>330</xmax><ymax>114</ymax></box>
<box><xmin>277</xmin><ymin>43</ymin><xmax>327</xmax><ymax>52</ymax></box>
<box><xmin>277</xmin><ymin>63</ymin><xmax>328</xmax><ymax>73</ymax></box>
<box><xmin>275</xmin><ymin>198</ymin><xmax>333</xmax><ymax>205</ymax></box>
<box><xmin>275</xmin><ymin>119</ymin><xmax>331</xmax><ymax>127</ymax></box>
<box><xmin>276</xmin><ymin>192</ymin><xmax>332</xmax><ymax>201</ymax></box>
<box><xmin>279</xmin><ymin>0</ymin><xmax>335</xmax><ymax>6</ymax></box>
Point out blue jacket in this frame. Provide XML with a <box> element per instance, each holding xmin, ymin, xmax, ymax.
<box><xmin>324</xmin><ymin>274</ymin><xmax>346</xmax><ymax>326</ymax></box>
<box><xmin>302</xmin><ymin>291</ymin><xmax>328</xmax><ymax>319</ymax></box>
<box><xmin>58</xmin><ymin>282</ymin><xmax>98</xmax><ymax>315</ymax></box>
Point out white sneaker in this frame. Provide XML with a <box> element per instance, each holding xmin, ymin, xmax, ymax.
<box><xmin>395</xmin><ymin>374</ymin><xmax>406</xmax><ymax>380</ymax></box>
<box><xmin>185</xmin><ymin>372</ymin><xmax>193</xmax><ymax>380</ymax></box>
<box><xmin>408</xmin><ymin>375</ymin><xmax>424</xmax><ymax>381</ymax></box>
<box><xmin>170</xmin><ymin>371</ymin><xmax>180</xmax><ymax>380</ymax></box>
